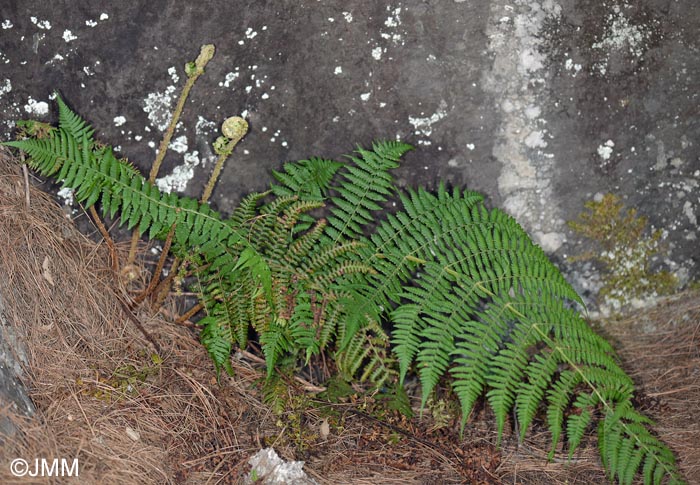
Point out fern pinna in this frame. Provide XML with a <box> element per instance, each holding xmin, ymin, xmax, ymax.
<box><xmin>4</xmin><ymin>95</ymin><xmax>684</xmax><ymax>484</ymax></box>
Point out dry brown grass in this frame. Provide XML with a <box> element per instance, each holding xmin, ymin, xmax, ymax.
<box><xmin>0</xmin><ymin>148</ymin><xmax>261</xmax><ymax>484</ymax></box>
<box><xmin>0</xmin><ymin>147</ymin><xmax>696</xmax><ymax>484</ymax></box>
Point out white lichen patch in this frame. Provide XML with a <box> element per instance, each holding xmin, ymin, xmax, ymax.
<box><xmin>169</xmin><ymin>135</ymin><xmax>188</xmax><ymax>154</ymax></box>
<box><xmin>597</xmin><ymin>139</ymin><xmax>615</xmax><ymax>160</ymax></box>
<box><xmin>57</xmin><ymin>187</ymin><xmax>74</xmax><ymax>205</ymax></box>
<box><xmin>155</xmin><ymin>151</ymin><xmax>201</xmax><ymax>194</ymax></box>
<box><xmin>246</xmin><ymin>448</ymin><xmax>315</xmax><ymax>485</ymax></box>
<box><xmin>62</xmin><ymin>30</ymin><xmax>77</xmax><ymax>42</ymax></box>
<box><xmin>0</xmin><ymin>79</ymin><xmax>11</xmax><ymax>98</ymax></box>
<box><xmin>143</xmin><ymin>70</ymin><xmax>178</xmax><ymax>131</ymax></box>
<box><xmin>48</xmin><ymin>53</ymin><xmax>64</xmax><ymax>64</ymax></box>
<box><xmin>30</xmin><ymin>17</ymin><xmax>51</xmax><ymax>29</ymax></box>
<box><xmin>683</xmin><ymin>201</ymin><xmax>697</xmax><ymax>226</ymax></box>
<box><xmin>591</xmin><ymin>5</ymin><xmax>653</xmax><ymax>75</ymax></box>
<box><xmin>99</xmin><ymin>13</ymin><xmax>109</xmax><ymax>21</ymax></box>
<box><xmin>408</xmin><ymin>100</ymin><xmax>448</xmax><ymax>139</ymax></box>
<box><xmin>524</xmin><ymin>105</ymin><xmax>541</xmax><ymax>119</ymax></box>
<box><xmin>384</xmin><ymin>7</ymin><xmax>401</xmax><ymax>27</ymax></box>
<box><xmin>245</xmin><ymin>27</ymin><xmax>258</xmax><ymax>39</ymax></box>
<box><xmin>524</xmin><ymin>130</ymin><xmax>547</xmax><ymax>149</ymax></box>
<box><xmin>360</xmin><ymin>92</ymin><xmax>371</xmax><ymax>102</ymax></box>
<box><xmin>592</xmin><ymin>6</ymin><xmax>648</xmax><ymax>56</ymax></box>
<box><xmin>113</xmin><ymin>116</ymin><xmax>126</xmax><ymax>127</ymax></box>
<box><xmin>167</xmin><ymin>66</ymin><xmax>179</xmax><ymax>85</ymax></box>
<box><xmin>219</xmin><ymin>71</ymin><xmax>240</xmax><ymax>88</ymax></box>
<box><xmin>564</xmin><ymin>58</ymin><xmax>582</xmax><ymax>76</ymax></box>
<box><xmin>519</xmin><ymin>47</ymin><xmax>546</xmax><ymax>74</ymax></box>
<box><xmin>342</xmin><ymin>11</ymin><xmax>353</xmax><ymax>23</ymax></box>
<box><xmin>379</xmin><ymin>5</ymin><xmax>405</xmax><ymax>45</ymax></box>
<box><xmin>2</xmin><ymin>19</ymin><xmax>13</xmax><ymax>29</ymax></box>
<box><xmin>24</xmin><ymin>96</ymin><xmax>49</xmax><ymax>116</ymax></box>
<box><xmin>371</xmin><ymin>46</ymin><xmax>383</xmax><ymax>60</ymax></box>
<box><xmin>334</xmin><ymin>66</ymin><xmax>342</xmax><ymax>75</ymax></box>
<box><xmin>85</xmin><ymin>19</ymin><xmax>98</xmax><ymax>27</ymax></box>
<box><xmin>534</xmin><ymin>231</ymin><xmax>565</xmax><ymax>253</ymax></box>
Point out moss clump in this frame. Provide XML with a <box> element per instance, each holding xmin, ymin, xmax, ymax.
<box><xmin>77</xmin><ymin>353</ymin><xmax>162</xmax><ymax>402</ymax></box>
<box><xmin>568</xmin><ymin>194</ymin><xmax>677</xmax><ymax>311</ymax></box>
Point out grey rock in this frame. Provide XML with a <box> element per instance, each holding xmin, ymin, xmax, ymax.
<box><xmin>0</xmin><ymin>1</ymin><xmax>697</xmax><ymax>309</ymax></box>
<box><xmin>0</xmin><ymin>290</ymin><xmax>35</xmax><ymax>440</ymax></box>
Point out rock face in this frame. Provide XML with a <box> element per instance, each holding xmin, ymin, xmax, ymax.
<box><xmin>0</xmin><ymin>1</ymin><xmax>697</xmax><ymax>308</ymax></box>
<box><xmin>0</xmin><ymin>291</ymin><xmax>35</xmax><ymax>440</ymax></box>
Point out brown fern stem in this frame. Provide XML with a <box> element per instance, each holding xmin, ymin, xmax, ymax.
<box><xmin>175</xmin><ymin>302</ymin><xmax>204</xmax><ymax>324</ymax></box>
<box><xmin>152</xmin><ymin>258</ymin><xmax>181</xmax><ymax>310</ymax></box>
<box><xmin>126</xmin><ymin>45</ymin><xmax>215</xmax><ymax>268</ymax></box>
<box><xmin>200</xmin><ymin>117</ymin><xmax>248</xmax><ymax>204</ymax></box>
<box><xmin>133</xmin><ymin>223</ymin><xmax>176</xmax><ymax>304</ymax></box>
<box><xmin>89</xmin><ymin>205</ymin><xmax>119</xmax><ymax>273</ymax></box>
<box><xmin>115</xmin><ymin>295</ymin><xmax>161</xmax><ymax>354</ymax></box>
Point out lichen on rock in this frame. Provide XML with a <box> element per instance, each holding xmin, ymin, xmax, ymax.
<box><xmin>568</xmin><ymin>193</ymin><xmax>677</xmax><ymax>314</ymax></box>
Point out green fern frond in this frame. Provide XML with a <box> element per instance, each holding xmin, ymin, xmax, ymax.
<box><xmin>199</xmin><ymin>314</ymin><xmax>234</xmax><ymax>377</ymax></box>
<box><xmin>229</xmin><ymin>191</ymin><xmax>269</xmax><ymax>225</ymax></box>
<box><xmin>288</xmin><ymin>218</ymin><xmax>328</xmax><ymax>266</ymax></box>
<box><xmin>362</xmin><ymin>183</ymin><xmax>682</xmax><ymax>483</ymax></box>
<box><xmin>288</xmin><ymin>291</ymin><xmax>318</xmax><ymax>364</ymax></box>
<box><xmin>6</xmin><ymin>101</ymin><xmax>252</xmax><ymax>266</ymax></box>
<box><xmin>262</xmin><ymin>372</ymin><xmax>290</xmax><ymax>414</ymax></box>
<box><xmin>260</xmin><ymin>319</ymin><xmax>292</xmax><ymax>377</ymax></box>
<box><xmin>56</xmin><ymin>94</ymin><xmax>95</xmax><ymax>141</ymax></box>
<box><xmin>271</xmin><ymin>156</ymin><xmax>343</xmax><ymax>200</ymax></box>
<box><xmin>336</xmin><ymin>318</ymin><xmax>393</xmax><ymax>387</ymax></box>
<box><xmin>326</xmin><ymin>140</ymin><xmax>412</xmax><ymax>243</ymax></box>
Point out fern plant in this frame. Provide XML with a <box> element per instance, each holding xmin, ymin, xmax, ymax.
<box><xmin>3</xmin><ymin>95</ymin><xmax>685</xmax><ymax>485</ymax></box>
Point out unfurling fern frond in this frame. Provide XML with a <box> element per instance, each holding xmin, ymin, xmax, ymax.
<box><xmin>4</xmin><ymin>95</ymin><xmax>684</xmax><ymax>484</ymax></box>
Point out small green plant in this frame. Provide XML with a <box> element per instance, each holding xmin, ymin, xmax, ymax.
<box><xmin>568</xmin><ymin>194</ymin><xmax>677</xmax><ymax>311</ymax></box>
<box><xmin>77</xmin><ymin>353</ymin><xmax>162</xmax><ymax>402</ymax></box>
<box><xmin>3</xmin><ymin>46</ymin><xmax>685</xmax><ymax>484</ymax></box>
